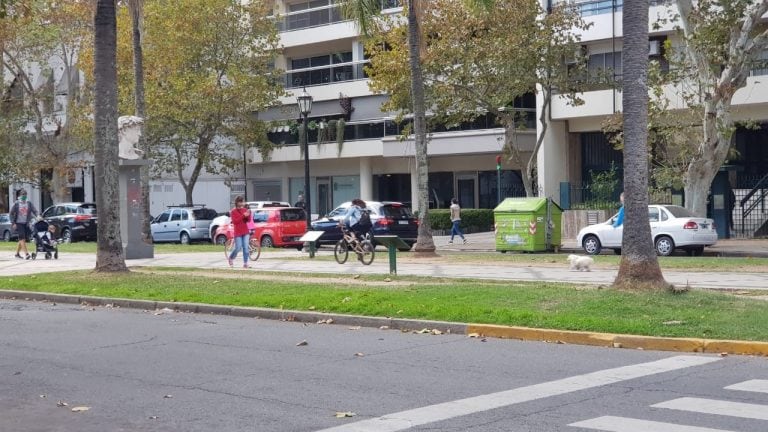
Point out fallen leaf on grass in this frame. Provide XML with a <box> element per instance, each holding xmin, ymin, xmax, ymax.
<box><xmin>342</xmin><ymin>297</ymin><xmax>352</xmax><ymax>303</ymax></box>
<box><xmin>71</xmin><ymin>406</ymin><xmax>90</xmax><ymax>412</ymax></box>
<box><xmin>335</xmin><ymin>411</ymin><xmax>356</xmax><ymax>418</ymax></box>
<box><xmin>662</xmin><ymin>320</ymin><xmax>684</xmax><ymax>325</ymax></box>
<box><xmin>296</xmin><ymin>340</ymin><xmax>308</xmax><ymax>346</ymax></box>
<box><xmin>308</xmin><ymin>306</ymin><xmax>316</xmax><ymax>310</ymax></box>
<box><xmin>353</xmin><ymin>275</ymin><xmax>361</xmax><ymax>279</ymax></box>
<box><xmin>384</xmin><ymin>278</ymin><xmax>392</xmax><ymax>282</ymax></box>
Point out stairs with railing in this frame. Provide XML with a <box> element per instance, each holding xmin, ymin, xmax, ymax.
<box><xmin>740</xmin><ymin>173</ymin><xmax>768</xmax><ymax>238</ymax></box>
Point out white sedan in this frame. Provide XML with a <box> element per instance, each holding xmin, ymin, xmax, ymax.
<box><xmin>576</xmin><ymin>205</ymin><xmax>718</xmax><ymax>256</ymax></box>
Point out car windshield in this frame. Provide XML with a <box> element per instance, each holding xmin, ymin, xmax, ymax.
<box><xmin>665</xmin><ymin>205</ymin><xmax>695</xmax><ymax>218</ymax></box>
<box><xmin>327</xmin><ymin>206</ymin><xmax>348</xmax><ymax>217</ymax></box>
<box><xmin>381</xmin><ymin>205</ymin><xmax>414</xmax><ymax>219</ymax></box>
<box><xmin>192</xmin><ymin>208</ymin><xmax>218</xmax><ymax>220</ymax></box>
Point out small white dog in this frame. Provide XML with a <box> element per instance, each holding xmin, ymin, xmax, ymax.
<box><xmin>567</xmin><ymin>254</ymin><xmax>594</xmax><ymax>272</ymax></box>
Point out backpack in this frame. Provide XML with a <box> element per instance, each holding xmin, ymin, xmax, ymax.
<box><xmin>358</xmin><ymin>209</ymin><xmax>371</xmax><ymax>228</ymax></box>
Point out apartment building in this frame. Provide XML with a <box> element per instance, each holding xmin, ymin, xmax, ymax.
<box><xmin>537</xmin><ymin>0</ymin><xmax>768</xmax><ymax>238</ymax></box>
<box><xmin>237</xmin><ymin>0</ymin><xmax>536</xmax><ymax>218</ymax></box>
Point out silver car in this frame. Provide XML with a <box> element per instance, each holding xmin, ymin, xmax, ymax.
<box><xmin>151</xmin><ymin>206</ymin><xmax>218</xmax><ymax>244</ymax></box>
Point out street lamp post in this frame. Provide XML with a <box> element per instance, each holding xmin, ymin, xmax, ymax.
<box><xmin>297</xmin><ymin>87</ymin><xmax>314</xmax><ymax>257</ymax></box>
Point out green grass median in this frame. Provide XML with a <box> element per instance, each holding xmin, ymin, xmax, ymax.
<box><xmin>2</xmin><ymin>268</ymin><xmax>766</xmax><ymax>341</ymax></box>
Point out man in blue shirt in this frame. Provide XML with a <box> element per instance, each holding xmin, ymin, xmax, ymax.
<box><xmin>613</xmin><ymin>192</ymin><xmax>625</xmax><ymax>228</ymax></box>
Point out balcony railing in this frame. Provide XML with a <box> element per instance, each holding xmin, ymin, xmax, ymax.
<box><xmin>285</xmin><ymin>61</ymin><xmax>369</xmax><ymax>89</ymax></box>
<box><xmin>275</xmin><ymin>1</ymin><xmax>402</xmax><ymax>33</ymax></box>
<box><xmin>569</xmin><ymin>0</ymin><xmax>670</xmax><ymax>17</ymax></box>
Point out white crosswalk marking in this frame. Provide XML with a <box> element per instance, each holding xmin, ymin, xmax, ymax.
<box><xmin>725</xmin><ymin>379</ymin><xmax>768</xmax><ymax>394</ymax></box>
<box><xmin>315</xmin><ymin>356</ymin><xmax>720</xmax><ymax>432</ymax></box>
<box><xmin>569</xmin><ymin>416</ymin><xmax>736</xmax><ymax>432</ymax></box>
<box><xmin>652</xmin><ymin>397</ymin><xmax>768</xmax><ymax>421</ymax></box>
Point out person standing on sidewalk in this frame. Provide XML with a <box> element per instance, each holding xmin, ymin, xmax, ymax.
<box><xmin>448</xmin><ymin>198</ymin><xmax>467</xmax><ymax>244</ymax></box>
<box><xmin>613</xmin><ymin>192</ymin><xmax>625</xmax><ymax>228</ymax></box>
<box><xmin>10</xmin><ymin>189</ymin><xmax>38</xmax><ymax>260</ymax></box>
<box><xmin>228</xmin><ymin>196</ymin><xmax>251</xmax><ymax>268</ymax></box>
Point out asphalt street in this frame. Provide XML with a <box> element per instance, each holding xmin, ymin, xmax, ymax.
<box><xmin>2</xmin><ymin>299</ymin><xmax>767</xmax><ymax>432</ymax></box>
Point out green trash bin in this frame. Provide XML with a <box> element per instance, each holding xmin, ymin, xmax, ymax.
<box><xmin>494</xmin><ymin>198</ymin><xmax>562</xmax><ymax>252</ymax></box>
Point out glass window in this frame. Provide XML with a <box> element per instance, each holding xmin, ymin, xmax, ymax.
<box><xmin>253</xmin><ymin>211</ymin><xmax>269</xmax><ymax>222</ymax></box>
<box><xmin>43</xmin><ymin>207</ymin><xmax>55</xmax><ymax>218</ymax></box>
<box><xmin>648</xmin><ymin>207</ymin><xmax>660</xmax><ymax>222</ymax></box>
<box><xmin>332</xmin><ymin>175</ymin><xmax>360</xmax><ymax>207</ymax></box>
<box><xmin>666</xmin><ymin>205</ymin><xmax>695</xmax><ymax>218</ymax></box>
<box><xmin>78</xmin><ymin>204</ymin><xmax>97</xmax><ymax>215</ymax></box>
<box><xmin>157</xmin><ymin>211</ymin><xmax>170</xmax><ymax>223</ymax></box>
<box><xmin>180</xmin><ymin>210</ymin><xmax>189</xmax><ymax>221</ymax></box>
<box><xmin>280</xmin><ymin>208</ymin><xmax>306</xmax><ymax>222</ymax></box>
<box><xmin>428</xmin><ymin>172</ymin><xmax>454</xmax><ymax>209</ymax></box>
<box><xmin>170</xmin><ymin>210</ymin><xmax>181</xmax><ymax>221</ymax></box>
<box><xmin>380</xmin><ymin>204</ymin><xmax>414</xmax><ymax>219</ymax></box>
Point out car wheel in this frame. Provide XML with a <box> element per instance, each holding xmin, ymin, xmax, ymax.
<box><xmin>214</xmin><ymin>234</ymin><xmax>228</xmax><ymax>245</ymax></box>
<box><xmin>180</xmin><ymin>232</ymin><xmax>191</xmax><ymax>245</ymax></box>
<box><xmin>582</xmin><ymin>235</ymin><xmax>602</xmax><ymax>255</ymax></box>
<box><xmin>654</xmin><ymin>235</ymin><xmax>675</xmax><ymax>256</ymax></box>
<box><xmin>2</xmin><ymin>230</ymin><xmax>10</xmax><ymax>242</ymax></box>
<box><xmin>61</xmin><ymin>229</ymin><xmax>72</xmax><ymax>244</ymax></box>
<box><xmin>260</xmin><ymin>235</ymin><xmax>274</xmax><ymax>248</ymax></box>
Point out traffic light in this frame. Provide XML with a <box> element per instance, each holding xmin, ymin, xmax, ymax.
<box><xmin>495</xmin><ymin>155</ymin><xmax>502</xmax><ymax>170</ymax></box>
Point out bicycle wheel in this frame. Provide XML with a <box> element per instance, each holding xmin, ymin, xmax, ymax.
<box><xmin>358</xmin><ymin>240</ymin><xmax>375</xmax><ymax>265</ymax></box>
<box><xmin>334</xmin><ymin>239</ymin><xmax>349</xmax><ymax>264</ymax></box>
<box><xmin>249</xmin><ymin>238</ymin><xmax>261</xmax><ymax>261</ymax></box>
<box><xmin>224</xmin><ymin>238</ymin><xmax>234</xmax><ymax>259</ymax></box>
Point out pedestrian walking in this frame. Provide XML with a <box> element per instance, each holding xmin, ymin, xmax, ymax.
<box><xmin>448</xmin><ymin>197</ymin><xmax>467</xmax><ymax>244</ymax></box>
<box><xmin>294</xmin><ymin>193</ymin><xmax>306</xmax><ymax>209</ymax></box>
<box><xmin>228</xmin><ymin>196</ymin><xmax>251</xmax><ymax>268</ymax></box>
<box><xmin>10</xmin><ymin>188</ymin><xmax>38</xmax><ymax>260</ymax></box>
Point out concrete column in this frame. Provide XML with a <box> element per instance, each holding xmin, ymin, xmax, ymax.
<box><xmin>359</xmin><ymin>157</ymin><xmax>373</xmax><ymax>201</ymax></box>
<box><xmin>410</xmin><ymin>161</ymin><xmax>419</xmax><ymax>210</ymax></box>
<box><xmin>536</xmin><ymin>85</ymin><xmax>569</xmax><ymax>199</ymax></box>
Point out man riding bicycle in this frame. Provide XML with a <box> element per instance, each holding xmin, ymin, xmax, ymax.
<box><xmin>340</xmin><ymin>198</ymin><xmax>372</xmax><ymax>242</ymax></box>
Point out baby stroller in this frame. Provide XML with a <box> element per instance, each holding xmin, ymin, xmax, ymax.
<box><xmin>30</xmin><ymin>219</ymin><xmax>58</xmax><ymax>260</ymax></box>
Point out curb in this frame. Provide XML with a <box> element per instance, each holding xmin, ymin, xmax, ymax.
<box><xmin>2</xmin><ymin>290</ymin><xmax>767</xmax><ymax>356</ymax></box>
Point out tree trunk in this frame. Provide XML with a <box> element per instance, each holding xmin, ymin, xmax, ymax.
<box><xmin>500</xmin><ymin>115</ymin><xmax>530</xmax><ymax>196</ymax></box>
<box><xmin>408</xmin><ymin>0</ymin><xmax>435</xmax><ymax>254</ymax></box>
<box><xmin>613</xmin><ymin>0</ymin><xmax>666</xmax><ymax>290</ymax></box>
<box><xmin>129</xmin><ymin>0</ymin><xmax>152</xmax><ymax>245</ymax></box>
<box><xmin>93</xmin><ymin>0</ymin><xmax>127</xmax><ymax>272</ymax></box>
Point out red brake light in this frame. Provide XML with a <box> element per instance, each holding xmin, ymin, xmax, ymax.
<box><xmin>74</xmin><ymin>214</ymin><xmax>92</xmax><ymax>222</ymax></box>
<box><xmin>378</xmin><ymin>218</ymin><xmax>392</xmax><ymax>226</ymax></box>
<box><xmin>683</xmin><ymin>221</ymin><xmax>698</xmax><ymax>229</ymax></box>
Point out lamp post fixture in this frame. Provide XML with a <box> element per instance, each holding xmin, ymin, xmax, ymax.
<box><xmin>297</xmin><ymin>87</ymin><xmax>314</xmax><ymax>257</ymax></box>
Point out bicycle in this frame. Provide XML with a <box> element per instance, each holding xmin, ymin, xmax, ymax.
<box><xmin>334</xmin><ymin>224</ymin><xmax>375</xmax><ymax>265</ymax></box>
<box><xmin>223</xmin><ymin>226</ymin><xmax>261</xmax><ymax>262</ymax></box>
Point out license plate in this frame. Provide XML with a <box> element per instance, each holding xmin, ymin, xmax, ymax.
<box><xmin>700</xmin><ymin>224</ymin><xmax>708</xmax><ymax>229</ymax></box>
<box><xmin>398</xmin><ymin>220</ymin><xmax>409</xmax><ymax>225</ymax></box>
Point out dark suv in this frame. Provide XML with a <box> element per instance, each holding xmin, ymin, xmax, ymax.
<box><xmin>41</xmin><ymin>202</ymin><xmax>98</xmax><ymax>243</ymax></box>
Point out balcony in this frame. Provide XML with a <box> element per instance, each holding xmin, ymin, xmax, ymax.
<box><xmin>284</xmin><ymin>61</ymin><xmax>369</xmax><ymax>89</ymax></box>
<box><xmin>275</xmin><ymin>0</ymin><xmax>402</xmax><ymax>33</ymax></box>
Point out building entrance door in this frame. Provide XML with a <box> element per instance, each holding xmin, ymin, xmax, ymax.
<box><xmin>457</xmin><ymin>174</ymin><xmax>477</xmax><ymax>208</ymax></box>
<box><xmin>316</xmin><ymin>178</ymin><xmax>331</xmax><ymax>217</ymax></box>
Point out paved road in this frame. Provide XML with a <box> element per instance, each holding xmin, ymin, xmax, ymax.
<box><xmin>1</xmin><ymin>249</ymin><xmax>766</xmax><ymax>290</ymax></box>
<box><xmin>2</xmin><ymin>300</ymin><xmax>767</xmax><ymax>432</ymax></box>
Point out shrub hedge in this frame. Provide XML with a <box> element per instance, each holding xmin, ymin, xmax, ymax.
<box><xmin>427</xmin><ymin>209</ymin><xmax>495</xmax><ymax>231</ymax></box>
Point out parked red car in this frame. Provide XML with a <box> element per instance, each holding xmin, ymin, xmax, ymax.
<box><xmin>214</xmin><ymin>207</ymin><xmax>307</xmax><ymax>249</ymax></box>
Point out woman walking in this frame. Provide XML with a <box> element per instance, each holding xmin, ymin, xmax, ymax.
<box><xmin>448</xmin><ymin>198</ymin><xmax>467</xmax><ymax>244</ymax></box>
<box><xmin>228</xmin><ymin>196</ymin><xmax>251</xmax><ymax>268</ymax></box>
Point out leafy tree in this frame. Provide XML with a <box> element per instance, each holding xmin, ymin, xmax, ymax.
<box><xmin>364</xmin><ymin>0</ymin><xmax>588</xmax><ymax>197</ymax></box>
<box><xmin>667</xmin><ymin>0</ymin><xmax>768</xmax><ymax>216</ymax></box>
<box><xmin>1</xmin><ymin>0</ymin><xmax>93</xmax><ymax>202</ymax></box>
<box><xmin>613</xmin><ymin>0</ymin><xmax>666</xmax><ymax>290</ymax></box>
<box><xmin>81</xmin><ymin>0</ymin><xmax>283</xmax><ymax>205</ymax></box>
<box><xmin>93</xmin><ymin>0</ymin><xmax>127</xmax><ymax>272</ymax></box>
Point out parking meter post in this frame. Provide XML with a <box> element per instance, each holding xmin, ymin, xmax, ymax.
<box><xmin>389</xmin><ymin>244</ymin><xmax>397</xmax><ymax>274</ymax></box>
<box><xmin>309</xmin><ymin>240</ymin><xmax>316</xmax><ymax>258</ymax></box>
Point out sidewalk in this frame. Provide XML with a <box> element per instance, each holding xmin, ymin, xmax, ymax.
<box><xmin>437</xmin><ymin>231</ymin><xmax>768</xmax><ymax>258</ymax></box>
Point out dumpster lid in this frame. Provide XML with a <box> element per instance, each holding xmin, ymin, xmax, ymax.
<box><xmin>494</xmin><ymin>198</ymin><xmax>561</xmax><ymax>212</ymax></box>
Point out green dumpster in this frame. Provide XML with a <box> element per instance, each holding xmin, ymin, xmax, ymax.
<box><xmin>494</xmin><ymin>198</ymin><xmax>562</xmax><ymax>252</ymax></box>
